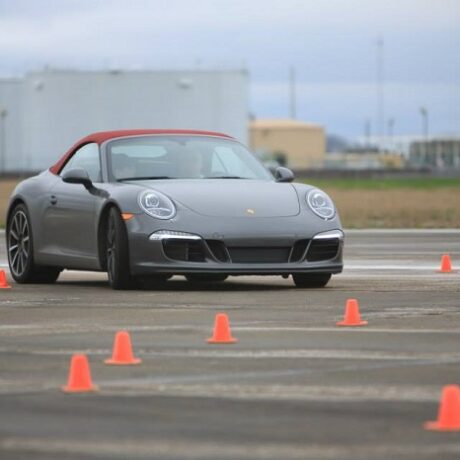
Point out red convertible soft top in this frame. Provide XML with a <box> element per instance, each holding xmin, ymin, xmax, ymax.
<box><xmin>49</xmin><ymin>129</ymin><xmax>234</xmax><ymax>175</ymax></box>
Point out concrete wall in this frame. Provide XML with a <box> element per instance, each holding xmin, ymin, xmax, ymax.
<box><xmin>1</xmin><ymin>69</ymin><xmax>249</xmax><ymax>172</ymax></box>
<box><xmin>0</xmin><ymin>78</ymin><xmax>23</xmax><ymax>172</ymax></box>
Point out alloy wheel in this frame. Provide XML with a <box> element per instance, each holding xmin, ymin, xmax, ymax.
<box><xmin>8</xmin><ymin>210</ymin><xmax>30</xmax><ymax>277</ymax></box>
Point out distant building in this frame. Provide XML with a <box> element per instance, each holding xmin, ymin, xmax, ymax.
<box><xmin>325</xmin><ymin>151</ymin><xmax>405</xmax><ymax>170</ymax></box>
<box><xmin>0</xmin><ymin>68</ymin><xmax>249</xmax><ymax>172</ymax></box>
<box><xmin>409</xmin><ymin>137</ymin><xmax>460</xmax><ymax>169</ymax></box>
<box><xmin>355</xmin><ymin>135</ymin><xmax>423</xmax><ymax>158</ymax></box>
<box><xmin>249</xmin><ymin>119</ymin><xmax>325</xmax><ymax>169</ymax></box>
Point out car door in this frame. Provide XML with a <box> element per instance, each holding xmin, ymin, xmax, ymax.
<box><xmin>41</xmin><ymin>143</ymin><xmax>102</xmax><ymax>268</ymax></box>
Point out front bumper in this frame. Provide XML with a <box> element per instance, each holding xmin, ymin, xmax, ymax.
<box><xmin>126</xmin><ymin>212</ymin><xmax>343</xmax><ymax>276</ymax></box>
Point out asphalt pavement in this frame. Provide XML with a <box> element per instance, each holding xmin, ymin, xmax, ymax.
<box><xmin>0</xmin><ymin>229</ymin><xmax>459</xmax><ymax>459</ymax></box>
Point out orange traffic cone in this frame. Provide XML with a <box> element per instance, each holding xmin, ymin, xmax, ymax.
<box><xmin>437</xmin><ymin>254</ymin><xmax>455</xmax><ymax>273</ymax></box>
<box><xmin>104</xmin><ymin>330</ymin><xmax>142</xmax><ymax>365</ymax></box>
<box><xmin>336</xmin><ymin>299</ymin><xmax>368</xmax><ymax>327</ymax></box>
<box><xmin>0</xmin><ymin>270</ymin><xmax>11</xmax><ymax>289</ymax></box>
<box><xmin>424</xmin><ymin>385</ymin><xmax>460</xmax><ymax>431</ymax></box>
<box><xmin>207</xmin><ymin>313</ymin><xmax>238</xmax><ymax>344</ymax></box>
<box><xmin>62</xmin><ymin>354</ymin><xmax>98</xmax><ymax>393</ymax></box>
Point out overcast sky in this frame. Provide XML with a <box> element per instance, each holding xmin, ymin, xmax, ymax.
<box><xmin>1</xmin><ymin>0</ymin><xmax>459</xmax><ymax>140</ymax></box>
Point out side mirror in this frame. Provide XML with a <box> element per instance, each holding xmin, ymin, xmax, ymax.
<box><xmin>274</xmin><ymin>166</ymin><xmax>294</xmax><ymax>183</ymax></box>
<box><xmin>62</xmin><ymin>168</ymin><xmax>93</xmax><ymax>189</ymax></box>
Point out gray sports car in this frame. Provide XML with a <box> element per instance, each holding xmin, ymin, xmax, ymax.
<box><xmin>6</xmin><ymin>129</ymin><xmax>343</xmax><ymax>289</ymax></box>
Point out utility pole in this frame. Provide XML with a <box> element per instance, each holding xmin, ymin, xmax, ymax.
<box><xmin>364</xmin><ymin>118</ymin><xmax>371</xmax><ymax>149</ymax></box>
<box><xmin>376</xmin><ymin>37</ymin><xmax>385</xmax><ymax>148</ymax></box>
<box><xmin>387</xmin><ymin>117</ymin><xmax>395</xmax><ymax>151</ymax></box>
<box><xmin>419</xmin><ymin>106</ymin><xmax>429</xmax><ymax>139</ymax></box>
<box><xmin>419</xmin><ymin>106</ymin><xmax>429</xmax><ymax>166</ymax></box>
<box><xmin>289</xmin><ymin>66</ymin><xmax>296</xmax><ymax>119</ymax></box>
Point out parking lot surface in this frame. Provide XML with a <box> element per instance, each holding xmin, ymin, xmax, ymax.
<box><xmin>0</xmin><ymin>230</ymin><xmax>459</xmax><ymax>459</ymax></box>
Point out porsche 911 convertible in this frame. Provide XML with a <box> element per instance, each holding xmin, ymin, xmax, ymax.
<box><xmin>6</xmin><ymin>129</ymin><xmax>343</xmax><ymax>289</ymax></box>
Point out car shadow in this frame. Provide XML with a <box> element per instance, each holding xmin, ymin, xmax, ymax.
<box><xmin>140</xmin><ymin>279</ymin><xmax>294</xmax><ymax>292</ymax></box>
<box><xmin>56</xmin><ymin>277</ymin><xmax>294</xmax><ymax>291</ymax></box>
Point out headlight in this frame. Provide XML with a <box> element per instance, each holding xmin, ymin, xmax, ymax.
<box><xmin>306</xmin><ymin>188</ymin><xmax>335</xmax><ymax>220</ymax></box>
<box><xmin>138</xmin><ymin>190</ymin><xmax>176</xmax><ymax>219</ymax></box>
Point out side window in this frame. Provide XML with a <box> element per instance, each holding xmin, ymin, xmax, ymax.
<box><xmin>60</xmin><ymin>143</ymin><xmax>101</xmax><ymax>182</ymax></box>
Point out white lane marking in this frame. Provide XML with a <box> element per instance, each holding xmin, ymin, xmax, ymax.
<box><xmin>345</xmin><ymin>228</ymin><xmax>460</xmax><ymax>234</ymax></box>
<box><xmin>0</xmin><ymin>369</ymin><xmax>452</xmax><ymax>403</ymax></box>
<box><xmin>344</xmin><ymin>263</ymin><xmax>457</xmax><ymax>270</ymax></box>
<box><xmin>102</xmin><ymin>383</ymin><xmax>444</xmax><ymax>402</ymax></box>
<box><xmin>0</xmin><ymin>261</ymin><xmax>457</xmax><ymax>272</ymax></box>
<box><xmin>0</xmin><ymin>324</ymin><xmax>196</xmax><ymax>332</ymax></box>
<box><xmin>133</xmin><ymin>349</ymin><xmax>460</xmax><ymax>361</ymax></box>
<box><xmin>2</xmin><ymin>345</ymin><xmax>460</xmax><ymax>363</ymax></box>
<box><xmin>96</xmin><ymin>353</ymin><xmax>460</xmax><ymax>391</ymax></box>
<box><xmin>238</xmin><ymin>327</ymin><xmax>460</xmax><ymax>333</ymax></box>
<box><xmin>0</xmin><ymin>324</ymin><xmax>213</xmax><ymax>336</ymax></box>
<box><xmin>2</xmin><ymin>323</ymin><xmax>460</xmax><ymax>335</ymax></box>
<box><xmin>347</xmin><ymin>244</ymin><xmax>460</xmax><ymax>248</ymax></box>
<box><xmin>2</xmin><ymin>437</ymin><xmax>458</xmax><ymax>460</ymax></box>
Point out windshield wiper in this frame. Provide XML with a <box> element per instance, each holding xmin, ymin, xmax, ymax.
<box><xmin>117</xmin><ymin>176</ymin><xmax>174</xmax><ymax>181</ymax></box>
<box><xmin>204</xmin><ymin>176</ymin><xmax>247</xmax><ymax>179</ymax></box>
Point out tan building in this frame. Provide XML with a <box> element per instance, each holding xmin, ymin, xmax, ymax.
<box><xmin>249</xmin><ymin>119</ymin><xmax>325</xmax><ymax>169</ymax></box>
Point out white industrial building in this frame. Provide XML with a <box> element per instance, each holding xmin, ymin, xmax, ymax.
<box><xmin>0</xmin><ymin>69</ymin><xmax>249</xmax><ymax>172</ymax></box>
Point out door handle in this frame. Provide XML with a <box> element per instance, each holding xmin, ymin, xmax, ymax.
<box><xmin>50</xmin><ymin>195</ymin><xmax>57</xmax><ymax>205</ymax></box>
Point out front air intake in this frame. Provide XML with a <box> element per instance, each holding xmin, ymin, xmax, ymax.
<box><xmin>162</xmin><ymin>239</ymin><xmax>206</xmax><ymax>262</ymax></box>
<box><xmin>226</xmin><ymin>247</ymin><xmax>291</xmax><ymax>263</ymax></box>
<box><xmin>306</xmin><ymin>238</ymin><xmax>340</xmax><ymax>262</ymax></box>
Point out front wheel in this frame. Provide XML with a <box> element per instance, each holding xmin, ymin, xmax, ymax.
<box><xmin>106</xmin><ymin>207</ymin><xmax>136</xmax><ymax>290</ymax></box>
<box><xmin>292</xmin><ymin>273</ymin><xmax>331</xmax><ymax>288</ymax></box>
<box><xmin>7</xmin><ymin>204</ymin><xmax>61</xmax><ymax>284</ymax></box>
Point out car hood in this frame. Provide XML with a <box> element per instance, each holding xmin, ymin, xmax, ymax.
<box><xmin>133</xmin><ymin>179</ymin><xmax>300</xmax><ymax>217</ymax></box>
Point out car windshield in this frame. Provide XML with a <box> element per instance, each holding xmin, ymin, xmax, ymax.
<box><xmin>107</xmin><ymin>135</ymin><xmax>273</xmax><ymax>181</ymax></box>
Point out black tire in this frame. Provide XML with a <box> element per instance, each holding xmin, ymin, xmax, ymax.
<box><xmin>292</xmin><ymin>273</ymin><xmax>331</xmax><ymax>288</ymax></box>
<box><xmin>7</xmin><ymin>204</ymin><xmax>61</xmax><ymax>284</ymax></box>
<box><xmin>185</xmin><ymin>274</ymin><xmax>228</xmax><ymax>283</ymax></box>
<box><xmin>106</xmin><ymin>207</ymin><xmax>136</xmax><ymax>290</ymax></box>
